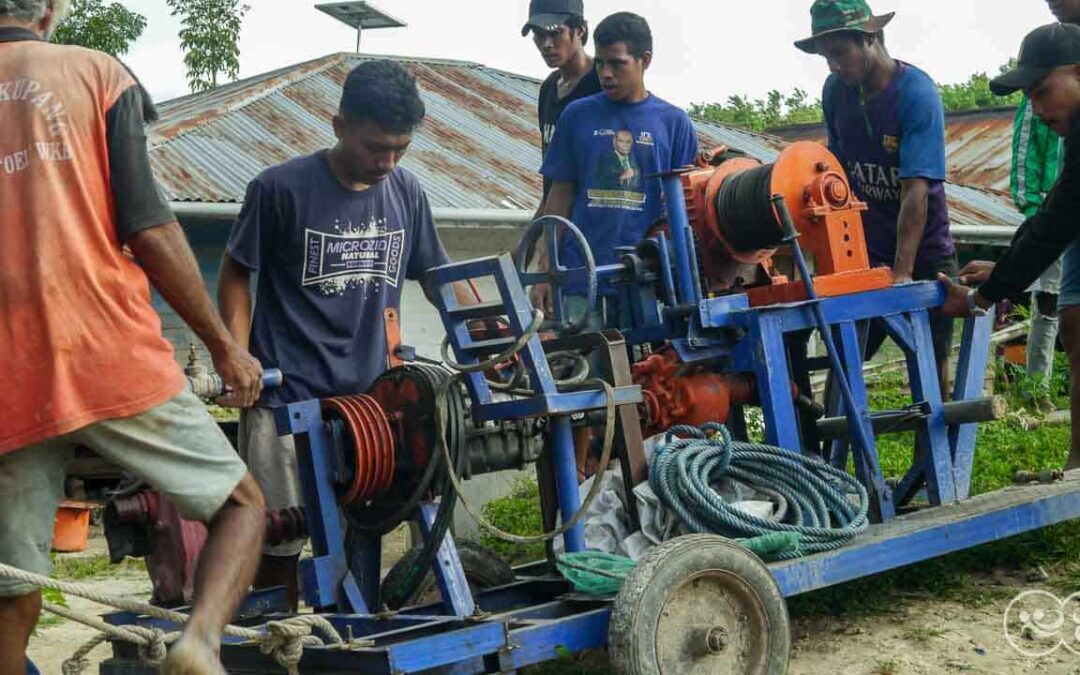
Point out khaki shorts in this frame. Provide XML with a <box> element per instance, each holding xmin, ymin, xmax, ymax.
<box><xmin>0</xmin><ymin>389</ymin><xmax>248</xmax><ymax>597</ymax></box>
<box><xmin>238</xmin><ymin>407</ymin><xmax>304</xmax><ymax>557</ymax></box>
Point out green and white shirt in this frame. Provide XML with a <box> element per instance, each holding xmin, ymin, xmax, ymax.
<box><xmin>1012</xmin><ymin>96</ymin><xmax>1063</xmax><ymax>218</ymax></box>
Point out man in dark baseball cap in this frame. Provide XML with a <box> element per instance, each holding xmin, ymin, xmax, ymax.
<box><xmin>521</xmin><ymin>0</ymin><xmax>584</xmax><ymax>36</ymax></box>
<box><xmin>943</xmin><ymin>23</ymin><xmax>1080</xmax><ymax>470</ymax></box>
<box><xmin>990</xmin><ymin>22</ymin><xmax>1080</xmax><ymax>98</ymax></box>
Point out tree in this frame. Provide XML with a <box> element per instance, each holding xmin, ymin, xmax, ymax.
<box><xmin>166</xmin><ymin>0</ymin><xmax>250</xmax><ymax>93</ymax></box>
<box><xmin>692</xmin><ymin>62</ymin><xmax>1024</xmax><ymax>131</ymax></box>
<box><xmin>689</xmin><ymin>89</ymin><xmax>823</xmax><ymax>132</ymax></box>
<box><xmin>53</xmin><ymin>0</ymin><xmax>146</xmax><ymax>56</ymax></box>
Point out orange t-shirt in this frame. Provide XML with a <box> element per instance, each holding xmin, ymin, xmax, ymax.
<box><xmin>0</xmin><ymin>31</ymin><xmax>184</xmax><ymax>454</ymax></box>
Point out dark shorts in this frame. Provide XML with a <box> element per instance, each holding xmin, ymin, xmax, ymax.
<box><xmin>865</xmin><ymin>255</ymin><xmax>959</xmax><ymax>364</ymax></box>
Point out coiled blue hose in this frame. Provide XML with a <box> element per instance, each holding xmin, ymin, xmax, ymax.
<box><xmin>649</xmin><ymin>423</ymin><xmax>869</xmax><ymax>559</ymax></box>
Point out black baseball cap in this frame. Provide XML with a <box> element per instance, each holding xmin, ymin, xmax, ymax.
<box><xmin>521</xmin><ymin>0</ymin><xmax>584</xmax><ymax>37</ymax></box>
<box><xmin>991</xmin><ymin>23</ymin><xmax>1080</xmax><ymax>96</ymax></box>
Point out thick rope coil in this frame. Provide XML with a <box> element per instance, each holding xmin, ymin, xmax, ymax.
<box><xmin>650</xmin><ymin>423</ymin><xmax>869</xmax><ymax>559</ymax></box>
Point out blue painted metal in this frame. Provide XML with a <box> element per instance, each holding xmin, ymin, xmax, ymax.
<box><xmin>274</xmin><ymin>401</ymin><xmax>366</xmax><ymax>612</ymax></box>
<box><xmin>834</xmin><ymin>321</ymin><xmax>894</xmax><ymax>519</ymax></box>
<box><xmin>549</xmin><ymin>416</ymin><xmax>585</xmax><ymax>552</ymax></box>
<box><xmin>661</xmin><ymin>174</ymin><xmax>700</xmax><ymax>305</ymax></box>
<box><xmin>772</xmin><ymin>476</ymin><xmax>1080</xmax><ymax>597</ymax></box>
<box><xmin>418</xmin><ymin>502</ymin><xmax>477</xmax><ymax>616</ymax></box>
<box><xmin>951</xmin><ymin>312</ymin><xmax>996</xmax><ymax>499</ymax></box>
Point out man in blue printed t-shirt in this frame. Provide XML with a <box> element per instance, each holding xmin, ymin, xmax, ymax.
<box><xmin>535</xmin><ymin>10</ymin><xmax>698</xmax><ymax>327</ymax></box>
<box><xmin>796</xmin><ymin>0</ymin><xmax>957</xmax><ymax>396</ymax></box>
<box><xmin>217</xmin><ymin>60</ymin><xmax>477</xmax><ymax>609</ymax></box>
<box><xmin>536</xmin><ymin>10</ymin><xmax>697</xmax><ymax>476</ymax></box>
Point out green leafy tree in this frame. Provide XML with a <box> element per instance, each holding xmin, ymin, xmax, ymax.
<box><xmin>689</xmin><ymin>88</ymin><xmax>823</xmax><ymax>132</ymax></box>
<box><xmin>692</xmin><ymin>62</ymin><xmax>1024</xmax><ymax>131</ymax></box>
<box><xmin>166</xmin><ymin>0</ymin><xmax>250</xmax><ymax>93</ymax></box>
<box><xmin>53</xmin><ymin>0</ymin><xmax>146</xmax><ymax>56</ymax></box>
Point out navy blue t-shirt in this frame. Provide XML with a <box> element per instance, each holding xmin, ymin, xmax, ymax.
<box><xmin>227</xmin><ymin>151</ymin><xmax>450</xmax><ymax>406</ymax></box>
<box><xmin>823</xmin><ymin>62</ymin><xmax>954</xmax><ymax>266</ymax></box>
<box><xmin>541</xmin><ymin>92</ymin><xmax>699</xmax><ymax>294</ymax></box>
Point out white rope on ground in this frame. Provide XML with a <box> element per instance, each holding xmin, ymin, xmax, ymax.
<box><xmin>1</xmin><ymin>560</ymin><xmax>344</xmax><ymax>675</ymax></box>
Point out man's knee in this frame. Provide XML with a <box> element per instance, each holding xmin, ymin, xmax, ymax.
<box><xmin>224</xmin><ymin>473</ymin><xmax>265</xmax><ymax>513</ymax></box>
<box><xmin>0</xmin><ymin>591</ymin><xmax>41</xmax><ymax>637</ymax></box>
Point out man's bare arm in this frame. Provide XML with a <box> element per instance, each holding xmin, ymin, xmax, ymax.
<box><xmin>217</xmin><ymin>253</ymin><xmax>255</xmax><ymax>351</ymax></box>
<box><xmin>894</xmin><ymin>178</ymin><xmax>930</xmax><ymax>283</ymax></box>
<box><xmin>128</xmin><ymin>222</ymin><xmax>262</xmax><ymax>406</ymax></box>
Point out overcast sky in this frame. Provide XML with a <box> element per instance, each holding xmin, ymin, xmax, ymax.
<box><xmin>120</xmin><ymin>1</ymin><xmax>1056</xmax><ymax>108</ymax></box>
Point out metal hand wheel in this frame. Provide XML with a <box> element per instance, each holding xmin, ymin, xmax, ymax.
<box><xmin>515</xmin><ymin>215</ymin><xmax>598</xmax><ymax>334</ymax></box>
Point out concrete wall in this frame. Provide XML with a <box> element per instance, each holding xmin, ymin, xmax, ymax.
<box><xmin>168</xmin><ymin>218</ymin><xmax>533</xmax><ymax>540</ymax></box>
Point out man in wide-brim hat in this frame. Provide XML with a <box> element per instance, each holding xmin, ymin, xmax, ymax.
<box><xmin>796</xmin><ymin>0</ymin><xmax>958</xmax><ymax>397</ymax></box>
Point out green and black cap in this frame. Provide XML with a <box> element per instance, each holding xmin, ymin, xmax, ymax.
<box><xmin>990</xmin><ymin>23</ymin><xmax>1080</xmax><ymax>96</ymax></box>
<box><xmin>795</xmin><ymin>0</ymin><xmax>895</xmax><ymax>54</ymax></box>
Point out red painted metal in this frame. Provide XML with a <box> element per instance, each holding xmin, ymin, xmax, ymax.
<box><xmin>632</xmin><ymin>347</ymin><xmax>757</xmax><ymax>438</ymax></box>
<box><xmin>321</xmin><ymin>394</ymin><xmax>395</xmax><ymax>504</ymax></box>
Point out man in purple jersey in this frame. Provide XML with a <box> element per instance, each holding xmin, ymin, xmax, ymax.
<box><xmin>797</xmin><ymin>0</ymin><xmax>957</xmax><ymax>395</ymax></box>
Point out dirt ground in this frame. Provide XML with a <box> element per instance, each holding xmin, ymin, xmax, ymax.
<box><xmin>25</xmin><ymin>531</ymin><xmax>1080</xmax><ymax>674</ymax></box>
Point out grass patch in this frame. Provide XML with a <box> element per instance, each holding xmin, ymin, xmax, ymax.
<box><xmin>480</xmin><ymin>478</ymin><xmax>545</xmax><ymax>565</ymax></box>
<box><xmin>902</xmin><ymin>626</ymin><xmax>946</xmax><ymax>643</ymax></box>
<box><xmin>35</xmin><ymin>587</ymin><xmax>68</xmax><ymax>631</ymax></box>
<box><xmin>871</xmin><ymin>660</ymin><xmax>900</xmax><ymax>675</ymax></box>
<box><xmin>52</xmin><ymin>554</ymin><xmax>146</xmax><ymax>581</ymax></box>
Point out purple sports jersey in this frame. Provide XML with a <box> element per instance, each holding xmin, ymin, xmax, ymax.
<box><xmin>823</xmin><ymin>62</ymin><xmax>954</xmax><ymax>266</ymax></box>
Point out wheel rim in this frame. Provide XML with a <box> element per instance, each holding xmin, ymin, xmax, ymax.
<box><xmin>653</xmin><ymin>569</ymin><xmax>772</xmax><ymax>675</ymax></box>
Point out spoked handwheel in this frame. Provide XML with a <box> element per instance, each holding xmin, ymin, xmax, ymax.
<box><xmin>609</xmin><ymin>535</ymin><xmax>791</xmax><ymax>675</ymax></box>
<box><xmin>515</xmin><ymin>215</ymin><xmax>598</xmax><ymax>334</ymax></box>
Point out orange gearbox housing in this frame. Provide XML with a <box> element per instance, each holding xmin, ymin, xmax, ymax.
<box><xmin>681</xmin><ymin>141</ymin><xmax>892</xmax><ymax>306</ymax></box>
<box><xmin>632</xmin><ymin>347</ymin><xmax>757</xmax><ymax>438</ymax></box>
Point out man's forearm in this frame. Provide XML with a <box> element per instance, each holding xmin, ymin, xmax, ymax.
<box><xmin>218</xmin><ymin>254</ymin><xmax>254</xmax><ymax>351</ymax></box>
<box><xmin>895</xmin><ymin>180</ymin><xmax>929</xmax><ymax>276</ymax></box>
<box><xmin>128</xmin><ymin>222</ymin><xmax>234</xmax><ymax>352</ymax></box>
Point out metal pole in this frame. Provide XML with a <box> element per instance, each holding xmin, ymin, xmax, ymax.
<box><xmin>356</xmin><ymin>25</ymin><xmax>362</xmax><ymax>52</ymax></box>
<box><xmin>661</xmin><ymin>175</ymin><xmax>700</xmax><ymax>306</ymax></box>
<box><xmin>549</xmin><ymin>415</ymin><xmax>585</xmax><ymax>552</ymax></box>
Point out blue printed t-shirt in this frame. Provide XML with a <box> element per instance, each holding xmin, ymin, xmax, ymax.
<box><xmin>541</xmin><ymin>92</ymin><xmax>699</xmax><ymax>294</ymax></box>
<box><xmin>227</xmin><ymin>151</ymin><xmax>450</xmax><ymax>406</ymax></box>
<box><xmin>823</xmin><ymin>62</ymin><xmax>954</xmax><ymax>267</ymax></box>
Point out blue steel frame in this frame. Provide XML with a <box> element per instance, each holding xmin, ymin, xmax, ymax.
<box><xmin>99</xmin><ymin>170</ymin><xmax>1080</xmax><ymax>675</ymax></box>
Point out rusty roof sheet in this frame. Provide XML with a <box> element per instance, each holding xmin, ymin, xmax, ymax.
<box><xmin>150</xmin><ymin>55</ymin><xmax>1021</xmax><ymax>226</ymax></box>
<box><xmin>150</xmin><ymin>52</ymin><xmax>544</xmax><ymax>209</ymax></box>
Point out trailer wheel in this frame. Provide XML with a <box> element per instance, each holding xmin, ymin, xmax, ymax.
<box><xmin>609</xmin><ymin>535</ymin><xmax>790</xmax><ymax>675</ymax></box>
<box><xmin>381</xmin><ymin>540</ymin><xmax>515</xmax><ymax>608</ymax></box>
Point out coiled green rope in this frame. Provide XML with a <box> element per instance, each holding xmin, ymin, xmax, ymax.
<box><xmin>649</xmin><ymin>423</ymin><xmax>869</xmax><ymax>560</ymax></box>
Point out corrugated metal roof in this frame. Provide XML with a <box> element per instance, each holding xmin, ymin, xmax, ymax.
<box><xmin>149</xmin><ymin>54</ymin><xmax>1020</xmax><ymax>227</ymax></box>
<box><xmin>150</xmin><ymin>52</ymin><xmax>544</xmax><ymax>209</ymax></box>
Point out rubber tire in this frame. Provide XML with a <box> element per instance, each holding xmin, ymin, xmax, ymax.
<box><xmin>380</xmin><ymin>540</ymin><xmax>516</xmax><ymax>608</ymax></box>
<box><xmin>608</xmin><ymin>534</ymin><xmax>790</xmax><ymax>675</ymax></box>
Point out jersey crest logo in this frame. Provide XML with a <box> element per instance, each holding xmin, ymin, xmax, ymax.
<box><xmin>882</xmin><ymin>135</ymin><xmax>899</xmax><ymax>154</ymax></box>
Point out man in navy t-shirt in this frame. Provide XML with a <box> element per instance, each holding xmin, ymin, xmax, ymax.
<box><xmin>538</xmin><ymin>10</ymin><xmax>698</xmax><ymax>323</ymax></box>
<box><xmin>796</xmin><ymin>0</ymin><xmax>957</xmax><ymax>395</ymax></box>
<box><xmin>218</xmin><ymin>61</ymin><xmax>474</xmax><ymax>608</ymax></box>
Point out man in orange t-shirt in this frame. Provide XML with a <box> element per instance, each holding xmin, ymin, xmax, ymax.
<box><xmin>0</xmin><ymin>2</ymin><xmax>266</xmax><ymax>672</ymax></box>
